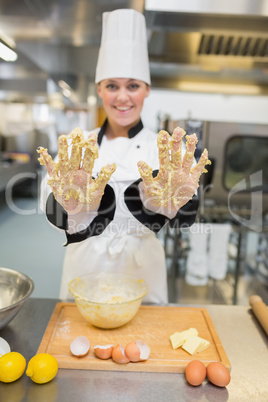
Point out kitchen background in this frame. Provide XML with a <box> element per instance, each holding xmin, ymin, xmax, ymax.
<box><xmin>0</xmin><ymin>0</ymin><xmax>268</xmax><ymax>305</ymax></box>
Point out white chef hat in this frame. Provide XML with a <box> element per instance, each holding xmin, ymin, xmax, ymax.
<box><xmin>95</xmin><ymin>9</ymin><xmax>151</xmax><ymax>85</ymax></box>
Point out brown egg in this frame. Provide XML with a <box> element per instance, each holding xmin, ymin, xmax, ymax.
<box><xmin>207</xmin><ymin>362</ymin><xmax>231</xmax><ymax>387</ymax></box>
<box><xmin>125</xmin><ymin>340</ymin><xmax>150</xmax><ymax>362</ymax></box>
<box><xmin>112</xmin><ymin>344</ymin><xmax>130</xmax><ymax>364</ymax></box>
<box><xmin>185</xmin><ymin>360</ymin><xmax>207</xmax><ymax>386</ymax></box>
<box><xmin>94</xmin><ymin>345</ymin><xmax>114</xmax><ymax>360</ymax></box>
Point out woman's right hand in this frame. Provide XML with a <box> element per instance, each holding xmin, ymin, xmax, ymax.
<box><xmin>37</xmin><ymin>128</ymin><xmax>116</xmax><ymax>214</ymax></box>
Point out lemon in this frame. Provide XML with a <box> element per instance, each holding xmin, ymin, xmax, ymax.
<box><xmin>0</xmin><ymin>351</ymin><xmax>26</xmax><ymax>383</ymax></box>
<box><xmin>26</xmin><ymin>353</ymin><xmax>58</xmax><ymax>384</ymax></box>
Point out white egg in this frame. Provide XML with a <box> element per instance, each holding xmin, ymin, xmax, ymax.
<box><xmin>0</xmin><ymin>337</ymin><xmax>11</xmax><ymax>357</ymax></box>
<box><xmin>70</xmin><ymin>336</ymin><xmax>90</xmax><ymax>357</ymax></box>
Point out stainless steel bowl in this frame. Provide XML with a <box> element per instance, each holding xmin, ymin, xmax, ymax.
<box><xmin>0</xmin><ymin>267</ymin><xmax>34</xmax><ymax>329</ymax></box>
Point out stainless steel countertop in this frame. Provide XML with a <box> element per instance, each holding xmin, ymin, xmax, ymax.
<box><xmin>0</xmin><ymin>299</ymin><xmax>267</xmax><ymax>402</ymax></box>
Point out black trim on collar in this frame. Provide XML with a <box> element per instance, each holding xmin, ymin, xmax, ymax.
<box><xmin>97</xmin><ymin>119</ymin><xmax>108</xmax><ymax>146</ymax></box>
<box><xmin>129</xmin><ymin>119</ymin><xmax>143</xmax><ymax>138</ymax></box>
<box><xmin>97</xmin><ymin>118</ymin><xmax>144</xmax><ymax>145</ymax></box>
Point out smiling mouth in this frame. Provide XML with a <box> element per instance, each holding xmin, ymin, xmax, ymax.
<box><xmin>114</xmin><ymin>106</ymin><xmax>133</xmax><ymax>111</ymax></box>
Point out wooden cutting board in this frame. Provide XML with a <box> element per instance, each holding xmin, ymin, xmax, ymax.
<box><xmin>37</xmin><ymin>303</ymin><xmax>231</xmax><ymax>373</ymax></box>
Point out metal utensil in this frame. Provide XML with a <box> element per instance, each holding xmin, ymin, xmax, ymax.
<box><xmin>0</xmin><ymin>267</ymin><xmax>34</xmax><ymax>329</ymax></box>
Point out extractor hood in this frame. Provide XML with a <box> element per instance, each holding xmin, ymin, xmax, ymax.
<box><xmin>145</xmin><ymin>0</ymin><xmax>268</xmax><ymax>93</ymax></box>
<box><xmin>0</xmin><ymin>0</ymin><xmax>268</xmax><ymax>102</ymax></box>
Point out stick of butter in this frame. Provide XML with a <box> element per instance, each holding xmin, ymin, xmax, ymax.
<box><xmin>182</xmin><ymin>335</ymin><xmax>210</xmax><ymax>355</ymax></box>
<box><xmin>170</xmin><ymin>328</ymin><xmax>198</xmax><ymax>349</ymax></box>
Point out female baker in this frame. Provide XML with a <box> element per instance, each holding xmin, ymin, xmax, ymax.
<box><xmin>39</xmin><ymin>9</ymin><xmax>209</xmax><ymax>303</ymax></box>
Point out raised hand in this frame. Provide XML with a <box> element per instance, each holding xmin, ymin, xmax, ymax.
<box><xmin>137</xmin><ymin>127</ymin><xmax>210</xmax><ymax>215</ymax></box>
<box><xmin>37</xmin><ymin>127</ymin><xmax>116</xmax><ymax>214</ymax></box>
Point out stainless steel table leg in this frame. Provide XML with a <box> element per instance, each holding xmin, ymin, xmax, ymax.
<box><xmin>233</xmin><ymin>229</ymin><xmax>242</xmax><ymax>305</ymax></box>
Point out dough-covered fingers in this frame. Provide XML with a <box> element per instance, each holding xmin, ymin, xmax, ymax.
<box><xmin>94</xmin><ymin>163</ymin><xmax>116</xmax><ymax>189</ymax></box>
<box><xmin>191</xmin><ymin>148</ymin><xmax>211</xmax><ymax>183</ymax></box>
<box><xmin>137</xmin><ymin>126</ymin><xmax>210</xmax><ymax>215</ymax></box>
<box><xmin>157</xmin><ymin>130</ymin><xmax>170</xmax><ymax>187</ymax></box>
<box><xmin>58</xmin><ymin>135</ymin><xmax>69</xmax><ymax>176</ymax></box>
<box><xmin>81</xmin><ymin>132</ymin><xmax>99</xmax><ymax>174</ymax></box>
<box><xmin>90</xmin><ymin>163</ymin><xmax>116</xmax><ymax>207</ymax></box>
<box><xmin>37</xmin><ymin>147</ymin><xmax>57</xmax><ymax>178</ymax></box>
<box><xmin>137</xmin><ymin>160</ymin><xmax>154</xmax><ymax>187</ymax></box>
<box><xmin>182</xmin><ymin>134</ymin><xmax>198</xmax><ymax>175</ymax></box>
<box><xmin>37</xmin><ymin>127</ymin><xmax>116</xmax><ymax>214</ymax></box>
<box><xmin>169</xmin><ymin>127</ymin><xmax>185</xmax><ymax>168</ymax></box>
<box><xmin>69</xmin><ymin>128</ymin><xmax>84</xmax><ymax>170</ymax></box>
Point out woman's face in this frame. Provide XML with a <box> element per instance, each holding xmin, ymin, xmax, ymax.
<box><xmin>97</xmin><ymin>78</ymin><xmax>150</xmax><ymax>129</ymax></box>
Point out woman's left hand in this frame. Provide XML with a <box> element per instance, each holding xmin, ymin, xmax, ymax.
<box><xmin>137</xmin><ymin>127</ymin><xmax>210</xmax><ymax>216</ymax></box>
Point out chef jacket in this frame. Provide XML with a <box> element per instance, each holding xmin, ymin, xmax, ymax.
<box><xmin>41</xmin><ymin>120</ymin><xmax>199</xmax><ymax>303</ymax></box>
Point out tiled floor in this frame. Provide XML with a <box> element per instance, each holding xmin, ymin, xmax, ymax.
<box><xmin>1</xmin><ymin>188</ymin><xmax>267</xmax><ymax>305</ymax></box>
